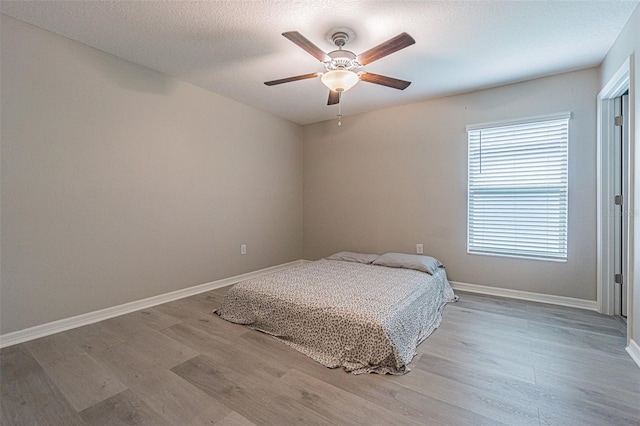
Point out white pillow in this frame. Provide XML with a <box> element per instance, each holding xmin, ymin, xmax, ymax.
<box><xmin>372</xmin><ymin>252</ymin><xmax>443</xmax><ymax>275</ymax></box>
<box><xmin>325</xmin><ymin>251</ymin><xmax>380</xmax><ymax>264</ymax></box>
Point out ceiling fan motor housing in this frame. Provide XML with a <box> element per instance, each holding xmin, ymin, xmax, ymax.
<box><xmin>325</xmin><ymin>50</ymin><xmax>359</xmax><ymax>71</ymax></box>
<box><xmin>323</xmin><ymin>30</ymin><xmax>361</xmax><ymax>72</ymax></box>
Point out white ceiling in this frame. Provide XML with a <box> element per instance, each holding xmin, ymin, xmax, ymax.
<box><xmin>1</xmin><ymin>1</ymin><xmax>638</xmax><ymax>125</ymax></box>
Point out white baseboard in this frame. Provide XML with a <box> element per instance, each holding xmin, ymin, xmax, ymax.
<box><xmin>0</xmin><ymin>260</ymin><xmax>306</xmax><ymax>349</ymax></box>
<box><xmin>627</xmin><ymin>339</ymin><xmax>640</xmax><ymax>368</ymax></box>
<box><xmin>450</xmin><ymin>281</ymin><xmax>599</xmax><ymax>311</ymax></box>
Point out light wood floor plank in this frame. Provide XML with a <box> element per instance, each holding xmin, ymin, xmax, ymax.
<box><xmin>527</xmin><ymin>320</ymin><xmax>628</xmax><ymax>356</ymax></box>
<box><xmin>414</xmin><ymin>352</ymin><xmax>541</xmax><ymax>405</ymax></box>
<box><xmin>172</xmin><ymin>354</ymin><xmax>335</xmax><ymax>425</ymax></box>
<box><xmin>435</xmin><ymin>316</ymin><xmax>532</xmax><ymax>348</ymax></box>
<box><xmin>62</xmin><ymin>321</ymin><xmax>126</xmax><ymax>355</ymax></box>
<box><xmin>99</xmin><ymin>308</ymin><xmax>181</xmax><ymax>337</ymax></box>
<box><xmin>89</xmin><ymin>341</ymin><xmax>233</xmax><ymax>425</ymax></box>
<box><xmin>152</xmin><ymin>297</ymin><xmax>215</xmax><ymax>323</ymax></box>
<box><xmin>117</xmin><ymin>326</ymin><xmax>200</xmax><ymax>369</ymax></box>
<box><xmin>272</xmin><ymin>369</ymin><xmax>425</xmax><ymax>426</ymax></box>
<box><xmin>1</xmin><ymin>344</ymin><xmax>42</xmax><ymax>383</ymax></box>
<box><xmin>391</xmin><ymin>383</ymin><xmax>510</xmax><ymax>426</ymax></box>
<box><xmin>79</xmin><ymin>389</ymin><xmax>171</xmax><ymax>426</ymax></box>
<box><xmin>537</xmin><ymin>388</ymin><xmax>639</xmax><ymax>426</ymax></box>
<box><xmin>534</xmin><ymin>368</ymin><xmax>640</xmax><ymax>418</ymax></box>
<box><xmin>443</xmin><ymin>304</ymin><xmax>530</xmax><ymax>333</ymax></box>
<box><xmin>160</xmin><ymin>322</ymin><xmax>288</xmax><ymax>380</ymax></box>
<box><xmin>1</xmin><ymin>346</ymin><xmax>86</xmax><ymax>426</ymax></box>
<box><xmin>528</xmin><ymin>350</ymin><xmax>640</xmax><ymax>393</ymax></box>
<box><xmin>393</xmin><ymin>363</ymin><xmax>540</xmax><ymax>425</ymax></box>
<box><xmin>212</xmin><ymin>410</ymin><xmax>258</xmax><ymax>426</ymax></box>
<box><xmin>531</xmin><ymin>333</ymin><xmax>634</xmax><ymax>363</ymax></box>
<box><xmin>23</xmin><ymin>334</ymin><xmax>127</xmax><ymax>412</ymax></box>
<box><xmin>420</xmin><ymin>329</ymin><xmax>537</xmax><ymax>383</ymax></box>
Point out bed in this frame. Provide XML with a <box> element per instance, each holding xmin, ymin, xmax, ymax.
<box><xmin>214</xmin><ymin>252</ymin><xmax>456</xmax><ymax>375</ymax></box>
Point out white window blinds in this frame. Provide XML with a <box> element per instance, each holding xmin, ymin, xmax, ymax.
<box><xmin>467</xmin><ymin>113</ymin><xmax>570</xmax><ymax>261</ymax></box>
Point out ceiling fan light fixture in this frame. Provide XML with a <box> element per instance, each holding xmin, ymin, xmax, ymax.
<box><xmin>320</xmin><ymin>69</ymin><xmax>360</xmax><ymax>92</ymax></box>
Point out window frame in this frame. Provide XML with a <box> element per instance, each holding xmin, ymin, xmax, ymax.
<box><xmin>466</xmin><ymin>112</ymin><xmax>571</xmax><ymax>262</ymax></box>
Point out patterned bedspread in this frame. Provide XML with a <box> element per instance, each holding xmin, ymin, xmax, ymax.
<box><xmin>215</xmin><ymin>259</ymin><xmax>456</xmax><ymax>375</ymax></box>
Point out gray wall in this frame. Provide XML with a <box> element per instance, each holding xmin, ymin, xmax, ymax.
<box><xmin>304</xmin><ymin>68</ymin><xmax>598</xmax><ymax>301</ymax></box>
<box><xmin>0</xmin><ymin>16</ymin><xmax>303</xmax><ymax>334</ymax></box>
<box><xmin>600</xmin><ymin>4</ymin><xmax>639</xmax><ymax>349</ymax></box>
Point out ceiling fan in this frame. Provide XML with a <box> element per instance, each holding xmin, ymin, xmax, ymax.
<box><xmin>264</xmin><ymin>30</ymin><xmax>415</xmax><ymax>106</ymax></box>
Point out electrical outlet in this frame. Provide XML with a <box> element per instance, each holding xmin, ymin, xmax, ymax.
<box><xmin>416</xmin><ymin>244</ymin><xmax>423</xmax><ymax>254</ymax></box>
<box><xmin>241</xmin><ymin>244</ymin><xmax>247</xmax><ymax>255</ymax></box>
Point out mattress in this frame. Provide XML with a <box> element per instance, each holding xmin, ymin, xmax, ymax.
<box><xmin>215</xmin><ymin>258</ymin><xmax>456</xmax><ymax>375</ymax></box>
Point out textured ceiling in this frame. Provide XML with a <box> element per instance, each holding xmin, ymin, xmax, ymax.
<box><xmin>1</xmin><ymin>1</ymin><xmax>638</xmax><ymax>125</ymax></box>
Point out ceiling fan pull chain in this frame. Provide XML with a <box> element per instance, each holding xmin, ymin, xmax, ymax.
<box><xmin>338</xmin><ymin>92</ymin><xmax>342</xmax><ymax>126</ymax></box>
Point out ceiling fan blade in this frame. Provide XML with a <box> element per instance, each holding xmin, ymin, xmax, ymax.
<box><xmin>327</xmin><ymin>90</ymin><xmax>340</xmax><ymax>105</ymax></box>
<box><xmin>282</xmin><ymin>31</ymin><xmax>330</xmax><ymax>62</ymax></box>
<box><xmin>264</xmin><ymin>72</ymin><xmax>319</xmax><ymax>86</ymax></box>
<box><xmin>356</xmin><ymin>32</ymin><xmax>415</xmax><ymax>65</ymax></box>
<box><xmin>360</xmin><ymin>72</ymin><xmax>411</xmax><ymax>90</ymax></box>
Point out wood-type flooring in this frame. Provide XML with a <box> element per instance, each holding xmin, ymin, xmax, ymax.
<box><xmin>2</xmin><ymin>287</ymin><xmax>639</xmax><ymax>425</ymax></box>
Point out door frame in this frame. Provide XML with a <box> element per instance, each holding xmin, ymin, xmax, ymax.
<box><xmin>597</xmin><ymin>56</ymin><xmax>633</xmax><ymax>335</ymax></box>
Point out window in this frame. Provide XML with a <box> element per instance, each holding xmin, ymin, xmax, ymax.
<box><xmin>467</xmin><ymin>112</ymin><xmax>570</xmax><ymax>261</ymax></box>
